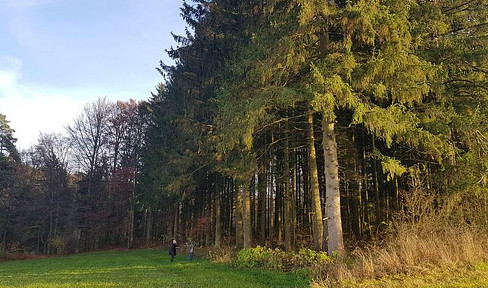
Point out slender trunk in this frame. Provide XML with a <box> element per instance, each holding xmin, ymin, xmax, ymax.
<box><xmin>353</xmin><ymin>156</ymin><xmax>362</xmax><ymax>237</ymax></box>
<box><xmin>284</xmin><ymin>117</ymin><xmax>292</xmax><ymax>250</ymax></box>
<box><xmin>291</xmin><ymin>144</ymin><xmax>297</xmax><ymax>249</ymax></box>
<box><xmin>235</xmin><ymin>184</ymin><xmax>243</xmax><ymax>248</ymax></box>
<box><xmin>145</xmin><ymin>209</ymin><xmax>152</xmax><ymax>243</ymax></box>
<box><xmin>268</xmin><ymin>159</ymin><xmax>275</xmax><ymax>242</ymax></box>
<box><xmin>258</xmin><ymin>161</ymin><xmax>266</xmax><ymax>245</ymax></box>
<box><xmin>372</xmin><ymin>136</ymin><xmax>381</xmax><ymax>224</ymax></box>
<box><xmin>308</xmin><ymin>111</ymin><xmax>324</xmax><ymax>251</ymax></box>
<box><xmin>128</xmin><ymin>183</ymin><xmax>136</xmax><ymax>249</ymax></box>
<box><xmin>215</xmin><ymin>185</ymin><xmax>221</xmax><ymax>248</ymax></box>
<box><xmin>173</xmin><ymin>202</ymin><xmax>179</xmax><ymax>240</ymax></box>
<box><xmin>228</xmin><ymin>179</ymin><xmax>235</xmax><ymax>239</ymax></box>
<box><xmin>205</xmin><ymin>190</ymin><xmax>212</xmax><ymax>246</ymax></box>
<box><xmin>322</xmin><ymin>118</ymin><xmax>344</xmax><ymax>255</ymax></box>
<box><xmin>394</xmin><ymin>176</ymin><xmax>399</xmax><ymax>211</ymax></box>
<box><xmin>363</xmin><ymin>139</ymin><xmax>371</xmax><ymax>237</ymax></box>
<box><xmin>242</xmin><ymin>183</ymin><xmax>252</xmax><ymax>249</ymax></box>
<box><xmin>127</xmin><ymin>204</ymin><xmax>134</xmax><ymax>249</ymax></box>
<box><xmin>275</xmin><ymin>160</ymin><xmax>283</xmax><ymax>246</ymax></box>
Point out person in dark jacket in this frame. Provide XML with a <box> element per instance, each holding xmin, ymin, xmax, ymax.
<box><xmin>169</xmin><ymin>239</ymin><xmax>178</xmax><ymax>262</ymax></box>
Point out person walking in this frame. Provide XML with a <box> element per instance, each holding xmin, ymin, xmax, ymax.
<box><xmin>169</xmin><ymin>239</ymin><xmax>178</xmax><ymax>262</ymax></box>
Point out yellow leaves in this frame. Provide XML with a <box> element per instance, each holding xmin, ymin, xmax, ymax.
<box><xmin>351</xmin><ymin>102</ymin><xmax>367</xmax><ymax>125</ymax></box>
<box><xmin>364</xmin><ymin>105</ymin><xmax>455</xmax><ymax>162</ymax></box>
<box><xmin>311</xmin><ymin>65</ymin><xmax>359</xmax><ymax>113</ymax></box>
<box><xmin>243</xmin><ymin>126</ymin><xmax>254</xmax><ymax>150</ymax></box>
<box><xmin>372</xmin><ymin>149</ymin><xmax>408</xmax><ymax>181</ymax></box>
<box><xmin>337</xmin><ymin>0</ymin><xmax>417</xmax><ymax>51</ymax></box>
<box><xmin>312</xmin><ymin>92</ymin><xmax>335</xmax><ymax>113</ymax></box>
<box><xmin>373</xmin><ymin>82</ymin><xmax>388</xmax><ymax>99</ymax></box>
<box><xmin>354</xmin><ymin>43</ymin><xmax>434</xmax><ymax>106</ymax></box>
<box><xmin>297</xmin><ymin>0</ymin><xmax>333</xmax><ymax>26</ymax></box>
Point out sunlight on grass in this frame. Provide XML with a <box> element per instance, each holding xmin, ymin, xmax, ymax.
<box><xmin>0</xmin><ymin>249</ymin><xmax>309</xmax><ymax>288</ymax></box>
<box><xmin>17</xmin><ymin>283</ymin><xmax>118</xmax><ymax>288</ymax></box>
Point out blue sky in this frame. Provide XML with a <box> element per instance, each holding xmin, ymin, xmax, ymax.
<box><xmin>0</xmin><ymin>0</ymin><xmax>188</xmax><ymax>149</ymax></box>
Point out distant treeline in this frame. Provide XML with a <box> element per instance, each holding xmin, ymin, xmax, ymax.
<box><xmin>1</xmin><ymin>0</ymin><xmax>488</xmax><ymax>255</ymax></box>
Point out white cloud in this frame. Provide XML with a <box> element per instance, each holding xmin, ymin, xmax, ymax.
<box><xmin>0</xmin><ymin>56</ymin><xmax>85</xmax><ymax>150</ymax></box>
<box><xmin>0</xmin><ymin>56</ymin><xmax>21</xmax><ymax>90</ymax></box>
<box><xmin>0</xmin><ymin>56</ymin><xmax>149</xmax><ymax>150</ymax></box>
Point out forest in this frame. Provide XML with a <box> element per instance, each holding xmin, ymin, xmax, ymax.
<box><xmin>1</xmin><ymin>0</ymin><xmax>488</xmax><ymax>276</ymax></box>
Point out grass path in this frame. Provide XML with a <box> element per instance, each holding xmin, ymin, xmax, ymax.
<box><xmin>0</xmin><ymin>249</ymin><xmax>309</xmax><ymax>288</ymax></box>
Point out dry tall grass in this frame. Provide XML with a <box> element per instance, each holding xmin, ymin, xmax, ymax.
<box><xmin>313</xmin><ymin>189</ymin><xmax>488</xmax><ymax>286</ymax></box>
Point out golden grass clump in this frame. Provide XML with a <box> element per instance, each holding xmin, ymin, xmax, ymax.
<box><xmin>313</xmin><ymin>189</ymin><xmax>488</xmax><ymax>286</ymax></box>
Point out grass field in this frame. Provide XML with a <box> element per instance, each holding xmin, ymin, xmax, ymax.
<box><xmin>1</xmin><ymin>249</ymin><xmax>487</xmax><ymax>288</ymax></box>
<box><xmin>0</xmin><ymin>249</ymin><xmax>309</xmax><ymax>288</ymax></box>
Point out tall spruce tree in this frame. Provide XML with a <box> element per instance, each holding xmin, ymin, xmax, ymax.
<box><xmin>214</xmin><ymin>0</ymin><xmax>487</xmax><ymax>254</ymax></box>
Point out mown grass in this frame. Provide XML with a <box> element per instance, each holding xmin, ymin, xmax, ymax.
<box><xmin>0</xmin><ymin>249</ymin><xmax>309</xmax><ymax>288</ymax></box>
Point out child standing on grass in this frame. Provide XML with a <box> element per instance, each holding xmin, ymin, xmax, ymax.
<box><xmin>186</xmin><ymin>241</ymin><xmax>194</xmax><ymax>261</ymax></box>
<box><xmin>169</xmin><ymin>239</ymin><xmax>178</xmax><ymax>262</ymax></box>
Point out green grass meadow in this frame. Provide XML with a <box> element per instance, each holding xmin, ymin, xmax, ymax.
<box><xmin>0</xmin><ymin>249</ymin><xmax>309</xmax><ymax>288</ymax></box>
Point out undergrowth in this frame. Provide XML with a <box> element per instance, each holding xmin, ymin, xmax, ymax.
<box><xmin>206</xmin><ymin>189</ymin><xmax>488</xmax><ymax>287</ymax></box>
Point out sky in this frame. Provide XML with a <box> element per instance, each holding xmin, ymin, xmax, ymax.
<box><xmin>0</xmin><ymin>0</ymin><xmax>188</xmax><ymax>150</ymax></box>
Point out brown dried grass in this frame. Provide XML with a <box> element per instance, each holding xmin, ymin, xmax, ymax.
<box><xmin>314</xmin><ymin>189</ymin><xmax>488</xmax><ymax>286</ymax></box>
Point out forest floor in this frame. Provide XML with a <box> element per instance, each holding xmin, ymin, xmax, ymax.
<box><xmin>0</xmin><ymin>249</ymin><xmax>309</xmax><ymax>288</ymax></box>
<box><xmin>0</xmin><ymin>249</ymin><xmax>486</xmax><ymax>288</ymax></box>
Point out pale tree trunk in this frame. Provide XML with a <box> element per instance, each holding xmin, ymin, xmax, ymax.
<box><xmin>322</xmin><ymin>117</ymin><xmax>344</xmax><ymax>255</ymax></box>
<box><xmin>242</xmin><ymin>183</ymin><xmax>252</xmax><ymax>249</ymax></box>
<box><xmin>235</xmin><ymin>185</ymin><xmax>243</xmax><ymax>248</ymax></box>
<box><xmin>308</xmin><ymin>111</ymin><xmax>324</xmax><ymax>251</ymax></box>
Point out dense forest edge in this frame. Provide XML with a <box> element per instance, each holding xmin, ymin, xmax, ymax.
<box><xmin>1</xmin><ymin>0</ymin><xmax>488</xmax><ymax>286</ymax></box>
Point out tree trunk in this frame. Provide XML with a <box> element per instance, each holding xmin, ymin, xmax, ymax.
<box><xmin>372</xmin><ymin>135</ymin><xmax>381</xmax><ymax>225</ymax></box>
<box><xmin>258</xmin><ymin>161</ymin><xmax>266</xmax><ymax>245</ymax></box>
<box><xmin>284</xmin><ymin>116</ymin><xmax>293</xmax><ymax>251</ymax></box>
<box><xmin>235</xmin><ymin>184</ymin><xmax>243</xmax><ymax>248</ymax></box>
<box><xmin>322</xmin><ymin>117</ymin><xmax>344</xmax><ymax>255</ymax></box>
<box><xmin>242</xmin><ymin>183</ymin><xmax>252</xmax><ymax>249</ymax></box>
<box><xmin>145</xmin><ymin>209</ymin><xmax>152</xmax><ymax>243</ymax></box>
<box><xmin>205</xmin><ymin>191</ymin><xmax>212</xmax><ymax>247</ymax></box>
<box><xmin>127</xmin><ymin>203</ymin><xmax>134</xmax><ymax>249</ymax></box>
<box><xmin>215</xmin><ymin>184</ymin><xmax>222</xmax><ymax>248</ymax></box>
<box><xmin>173</xmin><ymin>202</ymin><xmax>179</xmax><ymax>240</ymax></box>
<box><xmin>308</xmin><ymin>111</ymin><xmax>324</xmax><ymax>251</ymax></box>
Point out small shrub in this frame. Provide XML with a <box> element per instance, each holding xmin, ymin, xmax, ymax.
<box><xmin>48</xmin><ymin>236</ymin><xmax>67</xmax><ymax>255</ymax></box>
<box><xmin>236</xmin><ymin>246</ymin><xmax>279</xmax><ymax>269</ymax></box>
<box><xmin>207</xmin><ymin>246</ymin><xmax>236</xmax><ymax>263</ymax></box>
<box><xmin>5</xmin><ymin>242</ymin><xmax>23</xmax><ymax>254</ymax></box>
<box><xmin>236</xmin><ymin>246</ymin><xmax>333</xmax><ymax>272</ymax></box>
<box><xmin>292</xmin><ymin>248</ymin><xmax>332</xmax><ymax>267</ymax></box>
